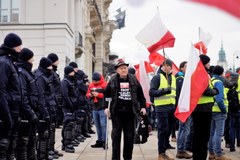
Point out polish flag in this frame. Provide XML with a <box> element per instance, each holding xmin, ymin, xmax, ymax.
<box><xmin>135</xmin><ymin>61</ymin><xmax>153</xmax><ymax>106</ymax></box>
<box><xmin>149</xmin><ymin>52</ymin><xmax>179</xmax><ymax>75</ymax></box>
<box><xmin>174</xmin><ymin>44</ymin><xmax>209</xmax><ymax>123</ymax></box>
<box><xmin>135</xmin><ymin>10</ymin><xmax>175</xmax><ymax>53</ymax></box>
<box><xmin>190</xmin><ymin>0</ymin><xmax>240</xmax><ymax>18</ymax></box>
<box><xmin>194</xmin><ymin>28</ymin><xmax>212</xmax><ymax>54</ymax></box>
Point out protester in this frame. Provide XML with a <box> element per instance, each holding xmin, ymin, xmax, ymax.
<box><xmin>175</xmin><ymin>61</ymin><xmax>192</xmax><ymax>159</ymax></box>
<box><xmin>104</xmin><ymin>59</ymin><xmax>146</xmax><ymax>160</ymax></box>
<box><xmin>149</xmin><ymin>59</ymin><xmax>176</xmax><ymax>160</ymax></box>
<box><xmin>208</xmin><ymin>65</ymin><xmax>230</xmax><ymax>160</ymax></box>
<box><xmin>192</xmin><ymin>55</ymin><xmax>218</xmax><ymax>160</ymax></box>
<box><xmin>86</xmin><ymin>72</ymin><xmax>107</xmax><ymax>149</ymax></box>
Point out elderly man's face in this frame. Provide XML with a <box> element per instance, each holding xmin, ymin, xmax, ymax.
<box><xmin>117</xmin><ymin>65</ymin><xmax>128</xmax><ymax>78</ymax></box>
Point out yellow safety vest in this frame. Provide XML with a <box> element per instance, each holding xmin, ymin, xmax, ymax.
<box><xmin>211</xmin><ymin>78</ymin><xmax>228</xmax><ymax>112</ymax></box>
<box><xmin>236</xmin><ymin>77</ymin><xmax>240</xmax><ymax>100</ymax></box>
<box><xmin>154</xmin><ymin>74</ymin><xmax>176</xmax><ymax>106</ymax></box>
<box><xmin>197</xmin><ymin>79</ymin><xmax>215</xmax><ymax>104</ymax></box>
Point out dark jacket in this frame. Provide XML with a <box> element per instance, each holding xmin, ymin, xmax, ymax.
<box><xmin>62</xmin><ymin>75</ymin><xmax>79</xmax><ymax>113</ymax></box>
<box><xmin>149</xmin><ymin>69</ymin><xmax>175</xmax><ymax>112</ymax></box>
<box><xmin>16</xmin><ymin>61</ymin><xmax>38</xmax><ymax>121</ymax></box>
<box><xmin>86</xmin><ymin>74</ymin><xmax>107</xmax><ymax>110</ymax></box>
<box><xmin>34</xmin><ymin>67</ymin><xmax>56</xmax><ymax>119</ymax></box>
<box><xmin>175</xmin><ymin>71</ymin><xmax>184</xmax><ymax>105</ymax></box>
<box><xmin>104</xmin><ymin>73</ymin><xmax>146</xmax><ymax>114</ymax></box>
<box><xmin>0</xmin><ymin>45</ymin><xmax>21</xmax><ymax>124</ymax></box>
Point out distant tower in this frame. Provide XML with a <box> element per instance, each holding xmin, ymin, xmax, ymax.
<box><xmin>217</xmin><ymin>41</ymin><xmax>228</xmax><ymax>72</ymax></box>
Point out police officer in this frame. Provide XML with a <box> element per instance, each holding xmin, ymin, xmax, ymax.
<box><xmin>61</xmin><ymin>66</ymin><xmax>78</xmax><ymax>153</ymax></box>
<box><xmin>0</xmin><ymin>33</ymin><xmax>22</xmax><ymax>160</ymax></box>
<box><xmin>47</xmin><ymin>53</ymin><xmax>64</xmax><ymax>158</ymax></box>
<box><xmin>16</xmin><ymin>48</ymin><xmax>38</xmax><ymax>160</ymax></box>
<box><xmin>35</xmin><ymin>57</ymin><xmax>56</xmax><ymax>160</ymax></box>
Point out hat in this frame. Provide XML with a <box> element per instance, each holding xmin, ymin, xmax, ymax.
<box><xmin>47</xmin><ymin>53</ymin><xmax>59</xmax><ymax>63</ymax></box>
<box><xmin>64</xmin><ymin>66</ymin><xmax>74</xmax><ymax>75</ymax></box>
<box><xmin>39</xmin><ymin>57</ymin><xmax>52</xmax><ymax>69</ymax></box>
<box><xmin>213</xmin><ymin>65</ymin><xmax>224</xmax><ymax>75</ymax></box>
<box><xmin>92</xmin><ymin>72</ymin><xmax>101</xmax><ymax>81</ymax></box>
<box><xmin>69</xmin><ymin>62</ymin><xmax>78</xmax><ymax>68</ymax></box>
<box><xmin>128</xmin><ymin>67</ymin><xmax>136</xmax><ymax>75</ymax></box>
<box><xmin>199</xmin><ymin>54</ymin><xmax>210</xmax><ymax>65</ymax></box>
<box><xmin>162</xmin><ymin>59</ymin><xmax>172</xmax><ymax>67</ymax></box>
<box><xmin>19</xmin><ymin>48</ymin><xmax>34</xmax><ymax>61</ymax></box>
<box><xmin>114</xmin><ymin>59</ymin><xmax>129</xmax><ymax>69</ymax></box>
<box><xmin>4</xmin><ymin>33</ymin><xmax>22</xmax><ymax>48</ymax></box>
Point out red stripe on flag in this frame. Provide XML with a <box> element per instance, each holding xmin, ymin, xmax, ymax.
<box><xmin>147</xmin><ymin>31</ymin><xmax>175</xmax><ymax>53</ymax></box>
<box><xmin>191</xmin><ymin>0</ymin><xmax>240</xmax><ymax>18</ymax></box>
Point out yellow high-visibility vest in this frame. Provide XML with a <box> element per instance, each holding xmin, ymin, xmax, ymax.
<box><xmin>154</xmin><ymin>74</ymin><xmax>176</xmax><ymax>106</ymax></box>
<box><xmin>197</xmin><ymin>80</ymin><xmax>214</xmax><ymax>104</ymax></box>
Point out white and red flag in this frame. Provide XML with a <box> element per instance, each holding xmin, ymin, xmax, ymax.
<box><xmin>134</xmin><ymin>61</ymin><xmax>153</xmax><ymax>106</ymax></box>
<box><xmin>190</xmin><ymin>0</ymin><xmax>240</xmax><ymax>19</ymax></box>
<box><xmin>149</xmin><ymin>52</ymin><xmax>179</xmax><ymax>75</ymax></box>
<box><xmin>135</xmin><ymin>11</ymin><xmax>175</xmax><ymax>53</ymax></box>
<box><xmin>194</xmin><ymin>28</ymin><xmax>212</xmax><ymax>54</ymax></box>
<box><xmin>174</xmin><ymin>44</ymin><xmax>209</xmax><ymax>123</ymax></box>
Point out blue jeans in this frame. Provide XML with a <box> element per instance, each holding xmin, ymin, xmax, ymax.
<box><xmin>92</xmin><ymin>110</ymin><xmax>107</xmax><ymax>141</ymax></box>
<box><xmin>209</xmin><ymin>112</ymin><xmax>227</xmax><ymax>156</ymax></box>
<box><xmin>177</xmin><ymin>116</ymin><xmax>191</xmax><ymax>151</ymax></box>
<box><xmin>229</xmin><ymin>112</ymin><xmax>240</xmax><ymax>149</ymax></box>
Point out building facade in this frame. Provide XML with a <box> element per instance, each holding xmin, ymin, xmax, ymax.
<box><xmin>0</xmin><ymin>0</ymin><xmax>115</xmax><ymax>78</ymax></box>
<box><xmin>217</xmin><ymin>42</ymin><xmax>228</xmax><ymax>72</ymax></box>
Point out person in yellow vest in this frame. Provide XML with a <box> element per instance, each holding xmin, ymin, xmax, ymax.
<box><xmin>149</xmin><ymin>59</ymin><xmax>175</xmax><ymax>160</ymax></box>
<box><xmin>208</xmin><ymin>65</ymin><xmax>231</xmax><ymax>160</ymax></box>
<box><xmin>192</xmin><ymin>55</ymin><xmax>218</xmax><ymax>160</ymax></box>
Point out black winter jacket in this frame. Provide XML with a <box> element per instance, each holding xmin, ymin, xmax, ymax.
<box><xmin>0</xmin><ymin>46</ymin><xmax>21</xmax><ymax>123</ymax></box>
<box><xmin>16</xmin><ymin>61</ymin><xmax>38</xmax><ymax>121</ymax></box>
<box><xmin>104</xmin><ymin>73</ymin><xmax>146</xmax><ymax>114</ymax></box>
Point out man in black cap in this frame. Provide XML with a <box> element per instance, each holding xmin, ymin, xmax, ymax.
<box><xmin>61</xmin><ymin>66</ymin><xmax>77</xmax><ymax>153</ymax></box>
<box><xmin>208</xmin><ymin>65</ymin><xmax>231</xmax><ymax>160</ymax></box>
<box><xmin>191</xmin><ymin>54</ymin><xmax>218</xmax><ymax>160</ymax></box>
<box><xmin>34</xmin><ymin>57</ymin><xmax>57</xmax><ymax>160</ymax></box>
<box><xmin>0</xmin><ymin>33</ymin><xmax>22</xmax><ymax>159</ymax></box>
<box><xmin>150</xmin><ymin>59</ymin><xmax>176</xmax><ymax>160</ymax></box>
<box><xmin>15</xmin><ymin>48</ymin><xmax>39</xmax><ymax>160</ymax></box>
<box><xmin>104</xmin><ymin>59</ymin><xmax>146</xmax><ymax>160</ymax></box>
<box><xmin>47</xmin><ymin>53</ymin><xmax>64</xmax><ymax>157</ymax></box>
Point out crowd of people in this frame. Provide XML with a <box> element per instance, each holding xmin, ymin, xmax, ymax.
<box><xmin>1</xmin><ymin>32</ymin><xmax>240</xmax><ymax>160</ymax></box>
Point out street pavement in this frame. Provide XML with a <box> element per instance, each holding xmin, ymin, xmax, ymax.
<box><xmin>55</xmin><ymin>123</ymin><xmax>240</xmax><ymax>160</ymax></box>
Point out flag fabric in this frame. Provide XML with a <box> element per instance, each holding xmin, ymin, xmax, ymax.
<box><xmin>149</xmin><ymin>52</ymin><xmax>179</xmax><ymax>75</ymax></box>
<box><xmin>135</xmin><ymin>10</ymin><xmax>175</xmax><ymax>53</ymax></box>
<box><xmin>135</xmin><ymin>61</ymin><xmax>152</xmax><ymax>106</ymax></box>
<box><xmin>115</xmin><ymin>9</ymin><xmax>126</xmax><ymax>29</ymax></box>
<box><xmin>194</xmin><ymin>28</ymin><xmax>212</xmax><ymax>54</ymax></box>
<box><xmin>190</xmin><ymin>0</ymin><xmax>240</xmax><ymax>19</ymax></box>
<box><xmin>174</xmin><ymin>44</ymin><xmax>209</xmax><ymax>123</ymax></box>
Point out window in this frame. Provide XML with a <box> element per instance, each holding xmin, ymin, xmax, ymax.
<box><xmin>0</xmin><ymin>0</ymin><xmax>20</xmax><ymax>23</ymax></box>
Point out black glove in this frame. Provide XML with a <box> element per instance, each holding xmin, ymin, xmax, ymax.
<box><xmin>162</xmin><ymin>87</ymin><xmax>171</xmax><ymax>95</ymax></box>
<box><xmin>212</xmin><ymin>88</ymin><xmax>219</xmax><ymax>95</ymax></box>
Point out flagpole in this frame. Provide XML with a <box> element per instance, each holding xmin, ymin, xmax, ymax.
<box><xmin>198</xmin><ymin>27</ymin><xmax>201</xmax><ymax>55</ymax></box>
<box><xmin>163</xmin><ymin>47</ymin><xmax>170</xmax><ymax>86</ymax></box>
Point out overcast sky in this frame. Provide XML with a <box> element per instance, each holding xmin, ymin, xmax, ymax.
<box><xmin>108</xmin><ymin>0</ymin><xmax>240</xmax><ymax>69</ymax></box>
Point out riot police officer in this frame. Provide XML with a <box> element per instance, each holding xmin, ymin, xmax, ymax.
<box><xmin>0</xmin><ymin>33</ymin><xmax>22</xmax><ymax>160</ymax></box>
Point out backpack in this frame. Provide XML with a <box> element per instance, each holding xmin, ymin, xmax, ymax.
<box><xmin>227</xmin><ymin>87</ymin><xmax>240</xmax><ymax>113</ymax></box>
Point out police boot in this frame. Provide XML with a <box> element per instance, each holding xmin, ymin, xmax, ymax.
<box><xmin>38</xmin><ymin>139</ymin><xmax>47</xmax><ymax>160</ymax></box>
<box><xmin>7</xmin><ymin>137</ymin><xmax>17</xmax><ymax>160</ymax></box>
<box><xmin>62</xmin><ymin>122</ymin><xmax>75</xmax><ymax>152</ymax></box>
<box><xmin>0</xmin><ymin>138</ymin><xmax>9</xmax><ymax>160</ymax></box>
<box><xmin>75</xmin><ymin>118</ymin><xmax>84</xmax><ymax>142</ymax></box>
<box><xmin>16</xmin><ymin>137</ymin><xmax>29</xmax><ymax>160</ymax></box>
<box><xmin>27</xmin><ymin>135</ymin><xmax>37</xmax><ymax>160</ymax></box>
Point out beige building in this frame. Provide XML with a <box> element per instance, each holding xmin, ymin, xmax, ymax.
<box><xmin>0</xmin><ymin>0</ymin><xmax>115</xmax><ymax>78</ymax></box>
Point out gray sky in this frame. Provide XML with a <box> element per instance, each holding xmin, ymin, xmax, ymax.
<box><xmin>109</xmin><ymin>0</ymin><xmax>240</xmax><ymax>69</ymax></box>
